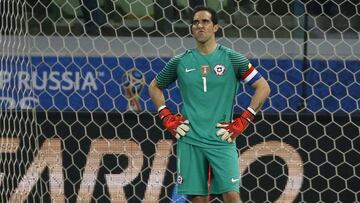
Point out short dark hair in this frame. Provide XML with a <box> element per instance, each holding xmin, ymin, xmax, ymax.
<box><xmin>191</xmin><ymin>6</ymin><xmax>219</xmax><ymax>25</ymax></box>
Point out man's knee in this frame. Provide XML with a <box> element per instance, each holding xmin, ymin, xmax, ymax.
<box><xmin>222</xmin><ymin>191</ymin><xmax>240</xmax><ymax>203</ymax></box>
<box><xmin>189</xmin><ymin>195</ymin><xmax>208</xmax><ymax>203</ymax></box>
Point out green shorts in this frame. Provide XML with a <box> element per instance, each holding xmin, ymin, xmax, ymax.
<box><xmin>176</xmin><ymin>141</ymin><xmax>240</xmax><ymax>195</ymax></box>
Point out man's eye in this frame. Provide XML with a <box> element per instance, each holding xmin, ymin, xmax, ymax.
<box><xmin>192</xmin><ymin>20</ymin><xmax>200</xmax><ymax>25</ymax></box>
<box><xmin>192</xmin><ymin>20</ymin><xmax>211</xmax><ymax>26</ymax></box>
<box><xmin>203</xmin><ymin>20</ymin><xmax>210</xmax><ymax>24</ymax></box>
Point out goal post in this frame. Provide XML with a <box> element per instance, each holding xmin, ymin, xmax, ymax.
<box><xmin>1</xmin><ymin>0</ymin><xmax>359</xmax><ymax>202</ymax></box>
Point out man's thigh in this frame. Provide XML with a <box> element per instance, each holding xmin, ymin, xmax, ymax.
<box><xmin>205</xmin><ymin>146</ymin><xmax>240</xmax><ymax>194</ymax></box>
<box><xmin>176</xmin><ymin>141</ymin><xmax>209</xmax><ymax>195</ymax></box>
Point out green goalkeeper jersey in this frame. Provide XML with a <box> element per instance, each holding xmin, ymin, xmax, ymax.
<box><xmin>156</xmin><ymin>45</ymin><xmax>258</xmax><ymax>148</ymax></box>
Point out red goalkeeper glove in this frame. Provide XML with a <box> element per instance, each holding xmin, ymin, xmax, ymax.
<box><xmin>159</xmin><ymin>106</ymin><xmax>189</xmax><ymax>139</ymax></box>
<box><xmin>216</xmin><ymin>107</ymin><xmax>255</xmax><ymax>143</ymax></box>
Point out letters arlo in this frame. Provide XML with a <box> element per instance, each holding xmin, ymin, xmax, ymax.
<box><xmin>1</xmin><ymin>138</ymin><xmax>303</xmax><ymax>202</ymax></box>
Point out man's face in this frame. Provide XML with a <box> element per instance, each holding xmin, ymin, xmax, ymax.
<box><xmin>191</xmin><ymin>10</ymin><xmax>218</xmax><ymax>43</ymax></box>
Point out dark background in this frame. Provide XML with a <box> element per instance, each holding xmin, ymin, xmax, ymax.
<box><xmin>1</xmin><ymin>111</ymin><xmax>359</xmax><ymax>202</ymax></box>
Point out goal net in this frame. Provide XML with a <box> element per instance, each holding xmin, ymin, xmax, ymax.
<box><xmin>1</xmin><ymin>0</ymin><xmax>359</xmax><ymax>202</ymax></box>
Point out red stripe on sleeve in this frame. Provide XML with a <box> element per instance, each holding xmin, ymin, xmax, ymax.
<box><xmin>241</xmin><ymin>65</ymin><xmax>255</xmax><ymax>80</ymax></box>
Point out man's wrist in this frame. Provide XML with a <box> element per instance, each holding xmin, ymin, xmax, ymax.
<box><xmin>246</xmin><ymin>107</ymin><xmax>256</xmax><ymax>116</ymax></box>
<box><xmin>241</xmin><ymin>108</ymin><xmax>255</xmax><ymax>122</ymax></box>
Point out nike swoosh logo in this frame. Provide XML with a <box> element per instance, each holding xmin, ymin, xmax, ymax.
<box><xmin>185</xmin><ymin>68</ymin><xmax>196</xmax><ymax>73</ymax></box>
<box><xmin>231</xmin><ymin>178</ymin><xmax>239</xmax><ymax>182</ymax></box>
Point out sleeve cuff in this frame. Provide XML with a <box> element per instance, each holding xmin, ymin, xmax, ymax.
<box><xmin>247</xmin><ymin>107</ymin><xmax>256</xmax><ymax>115</ymax></box>
<box><xmin>157</xmin><ymin>105</ymin><xmax>167</xmax><ymax>113</ymax></box>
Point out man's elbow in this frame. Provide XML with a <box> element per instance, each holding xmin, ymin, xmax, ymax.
<box><xmin>149</xmin><ymin>79</ymin><xmax>156</xmax><ymax>94</ymax></box>
<box><xmin>262</xmin><ymin>79</ymin><xmax>271</xmax><ymax>97</ymax></box>
<box><xmin>149</xmin><ymin>79</ymin><xmax>162</xmax><ymax>94</ymax></box>
<box><xmin>253</xmin><ymin>77</ymin><xmax>271</xmax><ymax>97</ymax></box>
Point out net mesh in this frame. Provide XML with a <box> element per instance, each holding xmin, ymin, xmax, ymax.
<box><xmin>1</xmin><ymin>0</ymin><xmax>359</xmax><ymax>202</ymax></box>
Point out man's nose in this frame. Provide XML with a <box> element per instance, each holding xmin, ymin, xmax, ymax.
<box><xmin>197</xmin><ymin>23</ymin><xmax>205</xmax><ymax>28</ymax></box>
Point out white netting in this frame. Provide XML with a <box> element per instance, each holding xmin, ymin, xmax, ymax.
<box><xmin>1</xmin><ymin>0</ymin><xmax>359</xmax><ymax>202</ymax></box>
<box><xmin>1</xmin><ymin>0</ymin><xmax>39</xmax><ymax>202</ymax></box>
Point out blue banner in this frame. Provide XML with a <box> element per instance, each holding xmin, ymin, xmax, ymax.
<box><xmin>0</xmin><ymin>56</ymin><xmax>359</xmax><ymax>113</ymax></box>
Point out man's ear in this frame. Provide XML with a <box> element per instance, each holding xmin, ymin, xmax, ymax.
<box><xmin>213</xmin><ymin>24</ymin><xmax>219</xmax><ymax>33</ymax></box>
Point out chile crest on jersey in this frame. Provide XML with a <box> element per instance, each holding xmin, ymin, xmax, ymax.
<box><xmin>214</xmin><ymin>64</ymin><xmax>225</xmax><ymax>76</ymax></box>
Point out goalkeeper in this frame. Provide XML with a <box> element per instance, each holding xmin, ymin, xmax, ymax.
<box><xmin>149</xmin><ymin>5</ymin><xmax>270</xmax><ymax>203</ymax></box>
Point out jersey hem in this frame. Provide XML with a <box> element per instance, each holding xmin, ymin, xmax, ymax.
<box><xmin>180</xmin><ymin>137</ymin><xmax>236</xmax><ymax>149</ymax></box>
<box><xmin>176</xmin><ymin>190</ymin><xmax>208</xmax><ymax>196</ymax></box>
